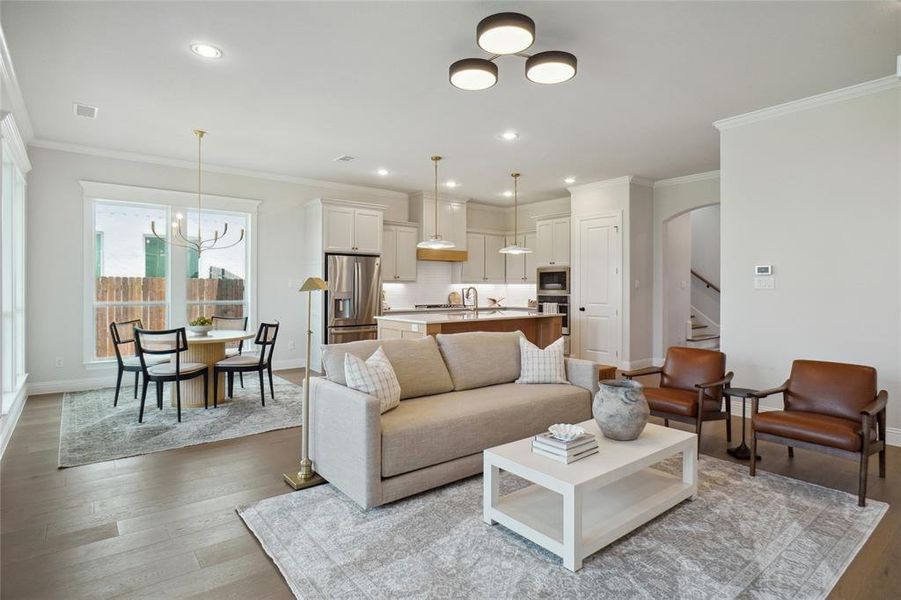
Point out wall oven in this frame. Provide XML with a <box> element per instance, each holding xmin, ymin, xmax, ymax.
<box><xmin>537</xmin><ymin>266</ymin><xmax>570</xmax><ymax>296</ymax></box>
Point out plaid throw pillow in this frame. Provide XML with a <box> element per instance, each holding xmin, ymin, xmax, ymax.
<box><xmin>344</xmin><ymin>347</ymin><xmax>401</xmax><ymax>413</ymax></box>
<box><xmin>516</xmin><ymin>336</ymin><xmax>569</xmax><ymax>384</ymax></box>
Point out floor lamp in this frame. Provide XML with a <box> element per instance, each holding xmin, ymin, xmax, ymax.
<box><xmin>283</xmin><ymin>276</ymin><xmax>329</xmax><ymax>490</ymax></box>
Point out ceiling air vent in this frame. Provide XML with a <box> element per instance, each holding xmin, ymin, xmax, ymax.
<box><xmin>73</xmin><ymin>103</ymin><xmax>98</xmax><ymax>119</ymax></box>
<box><xmin>333</xmin><ymin>154</ymin><xmax>356</xmax><ymax>162</ymax></box>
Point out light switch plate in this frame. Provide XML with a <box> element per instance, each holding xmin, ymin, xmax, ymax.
<box><xmin>754</xmin><ymin>276</ymin><xmax>775</xmax><ymax>290</ymax></box>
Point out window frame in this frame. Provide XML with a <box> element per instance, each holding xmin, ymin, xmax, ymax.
<box><xmin>82</xmin><ymin>181</ymin><xmax>260</xmax><ymax>366</ymax></box>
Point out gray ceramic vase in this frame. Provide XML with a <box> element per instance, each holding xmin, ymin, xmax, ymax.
<box><xmin>593</xmin><ymin>379</ymin><xmax>650</xmax><ymax>441</ymax></box>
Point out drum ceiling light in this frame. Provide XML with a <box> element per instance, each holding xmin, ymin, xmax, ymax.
<box><xmin>449</xmin><ymin>12</ymin><xmax>577</xmax><ymax>91</ymax></box>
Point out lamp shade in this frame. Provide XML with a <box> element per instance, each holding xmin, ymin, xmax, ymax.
<box><xmin>417</xmin><ymin>236</ymin><xmax>456</xmax><ymax>250</ymax></box>
<box><xmin>476</xmin><ymin>12</ymin><xmax>535</xmax><ymax>55</ymax></box>
<box><xmin>525</xmin><ymin>51</ymin><xmax>577</xmax><ymax>84</ymax></box>
<box><xmin>299</xmin><ymin>277</ymin><xmax>328</xmax><ymax>292</ymax></box>
<box><xmin>449</xmin><ymin>58</ymin><xmax>498</xmax><ymax>91</ymax></box>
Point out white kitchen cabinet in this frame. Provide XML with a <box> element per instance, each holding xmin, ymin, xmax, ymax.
<box><xmin>535</xmin><ymin>216</ymin><xmax>570</xmax><ymax>266</ymax></box>
<box><xmin>323</xmin><ymin>204</ymin><xmax>383</xmax><ymax>253</ymax></box>
<box><xmin>505</xmin><ymin>231</ymin><xmax>538</xmax><ymax>283</ymax></box>
<box><xmin>410</xmin><ymin>193</ymin><xmax>468</xmax><ymax>250</ymax></box>
<box><xmin>464</xmin><ymin>232</ymin><xmax>506</xmax><ymax>283</ymax></box>
<box><xmin>382</xmin><ymin>224</ymin><xmax>418</xmax><ymax>281</ymax></box>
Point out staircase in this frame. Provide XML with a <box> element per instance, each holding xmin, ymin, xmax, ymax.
<box><xmin>685</xmin><ymin>312</ymin><xmax>720</xmax><ymax>351</ymax></box>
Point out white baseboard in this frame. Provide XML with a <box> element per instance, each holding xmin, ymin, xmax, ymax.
<box><xmin>271</xmin><ymin>358</ymin><xmax>304</xmax><ymax>371</ymax></box>
<box><xmin>0</xmin><ymin>376</ymin><xmax>29</xmax><ymax>459</ymax></box>
<box><xmin>886</xmin><ymin>427</ymin><xmax>901</xmax><ymax>447</ymax></box>
<box><xmin>622</xmin><ymin>358</ymin><xmax>654</xmax><ymax>370</ymax></box>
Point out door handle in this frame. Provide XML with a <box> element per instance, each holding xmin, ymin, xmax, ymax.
<box><xmin>579</xmin><ymin>307</ymin><xmax>586</xmax><ymax>312</ymax></box>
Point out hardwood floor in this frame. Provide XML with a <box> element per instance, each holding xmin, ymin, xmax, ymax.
<box><xmin>1</xmin><ymin>369</ymin><xmax>898</xmax><ymax>598</ymax></box>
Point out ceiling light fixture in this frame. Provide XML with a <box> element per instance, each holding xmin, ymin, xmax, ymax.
<box><xmin>499</xmin><ymin>172</ymin><xmax>532</xmax><ymax>255</ymax></box>
<box><xmin>477</xmin><ymin>12</ymin><xmax>535</xmax><ymax>55</ymax></box>
<box><xmin>502</xmin><ymin>190</ymin><xmax>513</xmax><ymax>197</ymax></box>
<box><xmin>450</xmin><ymin>12</ymin><xmax>577</xmax><ymax>91</ymax></box>
<box><xmin>445</xmin><ymin>180</ymin><xmax>458</xmax><ymax>188</ymax></box>
<box><xmin>564</xmin><ymin>177</ymin><xmax>576</xmax><ymax>184</ymax></box>
<box><xmin>417</xmin><ymin>156</ymin><xmax>456</xmax><ymax>250</ymax></box>
<box><xmin>377</xmin><ymin>168</ymin><xmax>389</xmax><ymax>176</ymax></box>
<box><xmin>501</xmin><ymin>131</ymin><xmax>519</xmax><ymax>141</ymax></box>
<box><xmin>190</xmin><ymin>43</ymin><xmax>223</xmax><ymax>59</ymax></box>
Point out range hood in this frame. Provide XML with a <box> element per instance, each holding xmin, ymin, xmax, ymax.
<box><xmin>409</xmin><ymin>191</ymin><xmax>469</xmax><ymax>262</ymax></box>
<box><xmin>416</xmin><ymin>248</ymin><xmax>468</xmax><ymax>262</ymax></box>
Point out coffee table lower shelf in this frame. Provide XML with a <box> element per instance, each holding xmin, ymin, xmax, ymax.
<box><xmin>486</xmin><ymin>467</ymin><xmax>693</xmax><ymax>570</ymax></box>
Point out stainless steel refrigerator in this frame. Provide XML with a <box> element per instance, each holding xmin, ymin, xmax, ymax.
<box><xmin>325</xmin><ymin>254</ymin><xmax>381</xmax><ymax>344</ymax></box>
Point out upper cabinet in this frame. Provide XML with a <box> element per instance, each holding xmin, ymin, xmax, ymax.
<box><xmin>382</xmin><ymin>223</ymin><xmax>418</xmax><ymax>281</ymax></box>
<box><xmin>323</xmin><ymin>202</ymin><xmax>383</xmax><ymax>254</ymax></box>
<box><xmin>463</xmin><ymin>232</ymin><xmax>506</xmax><ymax>283</ymax></box>
<box><xmin>409</xmin><ymin>192</ymin><xmax>468</xmax><ymax>250</ymax></box>
<box><xmin>535</xmin><ymin>216</ymin><xmax>570</xmax><ymax>266</ymax></box>
<box><xmin>505</xmin><ymin>231</ymin><xmax>538</xmax><ymax>283</ymax></box>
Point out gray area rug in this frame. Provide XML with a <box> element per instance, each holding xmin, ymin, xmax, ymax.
<box><xmin>238</xmin><ymin>455</ymin><xmax>887</xmax><ymax>600</ymax></box>
<box><xmin>59</xmin><ymin>374</ymin><xmax>302</xmax><ymax>467</ymax></box>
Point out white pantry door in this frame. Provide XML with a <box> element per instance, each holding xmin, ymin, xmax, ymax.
<box><xmin>577</xmin><ymin>215</ymin><xmax>622</xmax><ymax>365</ymax></box>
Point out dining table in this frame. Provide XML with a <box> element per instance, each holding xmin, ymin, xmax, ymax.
<box><xmin>179</xmin><ymin>329</ymin><xmax>255</xmax><ymax>408</ymax></box>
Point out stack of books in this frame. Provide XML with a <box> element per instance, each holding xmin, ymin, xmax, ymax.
<box><xmin>531</xmin><ymin>432</ymin><xmax>599</xmax><ymax>464</ymax></box>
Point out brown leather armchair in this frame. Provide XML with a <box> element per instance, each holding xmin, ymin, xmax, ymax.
<box><xmin>623</xmin><ymin>347</ymin><xmax>734</xmax><ymax>449</ymax></box>
<box><xmin>750</xmin><ymin>359</ymin><xmax>887</xmax><ymax>506</ymax></box>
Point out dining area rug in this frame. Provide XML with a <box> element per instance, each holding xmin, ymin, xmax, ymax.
<box><xmin>238</xmin><ymin>455</ymin><xmax>887</xmax><ymax>600</ymax></box>
<box><xmin>58</xmin><ymin>374</ymin><xmax>303</xmax><ymax>467</ymax></box>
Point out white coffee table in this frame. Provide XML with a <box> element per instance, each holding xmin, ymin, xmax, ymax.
<box><xmin>483</xmin><ymin>420</ymin><xmax>697</xmax><ymax>571</ymax></box>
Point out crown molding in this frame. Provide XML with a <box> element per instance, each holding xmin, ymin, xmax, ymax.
<box><xmin>409</xmin><ymin>190</ymin><xmax>470</xmax><ymax>205</ymax></box>
<box><xmin>28</xmin><ymin>138</ymin><xmax>410</xmax><ymax>200</ymax></box>
<box><xmin>0</xmin><ymin>112</ymin><xmax>32</xmax><ymax>173</ymax></box>
<box><xmin>629</xmin><ymin>176</ymin><xmax>654</xmax><ymax>188</ymax></box>
<box><xmin>468</xmin><ymin>201</ymin><xmax>509</xmax><ymax>213</ymax></box>
<box><xmin>567</xmin><ymin>175</ymin><xmax>633</xmax><ymax>193</ymax></box>
<box><xmin>531</xmin><ymin>211</ymin><xmax>571</xmax><ymax>221</ymax></box>
<box><xmin>0</xmin><ymin>26</ymin><xmax>34</xmax><ymax>143</ymax></box>
<box><xmin>653</xmin><ymin>170</ymin><xmax>720</xmax><ymax>188</ymax></box>
<box><xmin>80</xmin><ymin>180</ymin><xmax>262</xmax><ymax>212</ymax></box>
<box><xmin>714</xmin><ymin>76</ymin><xmax>900</xmax><ymax>131</ymax></box>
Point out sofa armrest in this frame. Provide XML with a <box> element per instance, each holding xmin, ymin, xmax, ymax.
<box><xmin>309</xmin><ymin>377</ymin><xmax>382</xmax><ymax>509</ymax></box>
<box><xmin>861</xmin><ymin>390</ymin><xmax>888</xmax><ymax>417</ymax></box>
<box><xmin>565</xmin><ymin>357</ymin><xmax>600</xmax><ymax>395</ymax></box>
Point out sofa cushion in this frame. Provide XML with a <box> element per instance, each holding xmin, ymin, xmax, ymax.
<box><xmin>517</xmin><ymin>336</ymin><xmax>568</xmax><ymax>384</ymax></box>
<box><xmin>380</xmin><ymin>382</ymin><xmax>591</xmax><ymax>478</ymax></box>
<box><xmin>321</xmin><ymin>337</ymin><xmax>454</xmax><ymax>400</ymax></box>
<box><xmin>753</xmin><ymin>410</ymin><xmax>874</xmax><ymax>452</ymax></box>
<box><xmin>344</xmin><ymin>347</ymin><xmax>401</xmax><ymax>414</ymax></box>
<box><xmin>436</xmin><ymin>331</ymin><xmax>523</xmax><ymax>391</ymax></box>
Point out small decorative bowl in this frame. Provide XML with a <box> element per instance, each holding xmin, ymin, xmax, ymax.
<box><xmin>548</xmin><ymin>423</ymin><xmax>585</xmax><ymax>442</ymax></box>
<box><xmin>187</xmin><ymin>325</ymin><xmax>213</xmax><ymax>336</ymax></box>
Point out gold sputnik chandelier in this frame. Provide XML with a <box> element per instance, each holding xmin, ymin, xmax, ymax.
<box><xmin>150</xmin><ymin>129</ymin><xmax>244</xmax><ymax>254</ymax></box>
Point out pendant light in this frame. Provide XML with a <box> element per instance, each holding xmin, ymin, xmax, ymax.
<box><xmin>417</xmin><ymin>156</ymin><xmax>456</xmax><ymax>250</ymax></box>
<box><xmin>499</xmin><ymin>172</ymin><xmax>532</xmax><ymax>255</ymax></box>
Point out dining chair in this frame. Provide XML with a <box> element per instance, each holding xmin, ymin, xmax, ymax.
<box><xmin>134</xmin><ymin>327</ymin><xmax>209</xmax><ymax>423</ymax></box>
<box><xmin>212</xmin><ymin>315</ymin><xmax>249</xmax><ymax>387</ymax></box>
<box><xmin>213</xmin><ymin>322</ymin><xmax>279</xmax><ymax>408</ymax></box>
<box><xmin>109</xmin><ymin>319</ymin><xmax>167</xmax><ymax>407</ymax></box>
<box><xmin>623</xmin><ymin>346</ymin><xmax>734</xmax><ymax>452</ymax></box>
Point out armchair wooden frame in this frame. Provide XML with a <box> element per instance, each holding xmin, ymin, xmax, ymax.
<box><xmin>623</xmin><ymin>365</ymin><xmax>734</xmax><ymax>451</ymax></box>
<box><xmin>750</xmin><ymin>381</ymin><xmax>887</xmax><ymax>507</ymax></box>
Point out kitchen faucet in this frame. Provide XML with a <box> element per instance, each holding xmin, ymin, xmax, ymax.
<box><xmin>462</xmin><ymin>286</ymin><xmax>478</xmax><ymax>314</ymax></box>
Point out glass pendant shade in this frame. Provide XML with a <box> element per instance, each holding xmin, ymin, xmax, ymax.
<box><xmin>499</xmin><ymin>243</ymin><xmax>532</xmax><ymax>255</ymax></box>
<box><xmin>419</xmin><ymin>155</ymin><xmax>456</xmax><ymax>249</ymax></box>
<box><xmin>449</xmin><ymin>58</ymin><xmax>498</xmax><ymax>91</ymax></box>
<box><xmin>476</xmin><ymin>12</ymin><xmax>535</xmax><ymax>55</ymax></box>
<box><xmin>525</xmin><ymin>51</ymin><xmax>577</xmax><ymax>84</ymax></box>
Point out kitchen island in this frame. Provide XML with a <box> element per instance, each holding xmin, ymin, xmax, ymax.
<box><xmin>375</xmin><ymin>310</ymin><xmax>563</xmax><ymax>348</ymax></box>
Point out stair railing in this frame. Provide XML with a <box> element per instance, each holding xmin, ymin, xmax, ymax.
<box><xmin>690</xmin><ymin>270</ymin><xmax>720</xmax><ymax>293</ymax></box>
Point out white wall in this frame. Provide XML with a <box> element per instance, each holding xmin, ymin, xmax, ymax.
<box><xmin>690</xmin><ymin>204</ymin><xmax>720</xmax><ymax>323</ymax></box>
<box><xmin>628</xmin><ymin>182</ymin><xmax>654</xmax><ymax>366</ymax></box>
<box><xmin>719</xmin><ymin>79</ymin><xmax>900</xmax><ymax>432</ymax></box>
<box><xmin>662</xmin><ymin>212</ymin><xmax>691</xmax><ymax>350</ymax></box>
<box><xmin>26</xmin><ymin>146</ymin><xmax>408</xmax><ymax>391</ymax></box>
<box><xmin>651</xmin><ymin>173</ymin><xmax>720</xmax><ymax>360</ymax></box>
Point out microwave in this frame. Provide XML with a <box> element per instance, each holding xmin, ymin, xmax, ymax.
<box><xmin>537</xmin><ymin>267</ymin><xmax>570</xmax><ymax>295</ymax></box>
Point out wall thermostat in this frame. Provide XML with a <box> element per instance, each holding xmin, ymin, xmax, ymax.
<box><xmin>755</xmin><ymin>265</ymin><xmax>773</xmax><ymax>276</ymax></box>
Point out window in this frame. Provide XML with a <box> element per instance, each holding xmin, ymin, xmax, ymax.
<box><xmin>1</xmin><ymin>136</ymin><xmax>27</xmax><ymax>408</ymax></box>
<box><xmin>83</xmin><ymin>181</ymin><xmax>258</xmax><ymax>363</ymax></box>
<box><xmin>186</xmin><ymin>209</ymin><xmax>248</xmax><ymax>322</ymax></box>
<box><xmin>92</xmin><ymin>201</ymin><xmax>168</xmax><ymax>359</ymax></box>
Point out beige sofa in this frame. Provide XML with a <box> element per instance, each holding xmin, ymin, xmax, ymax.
<box><xmin>310</xmin><ymin>331</ymin><xmax>600</xmax><ymax>509</ymax></box>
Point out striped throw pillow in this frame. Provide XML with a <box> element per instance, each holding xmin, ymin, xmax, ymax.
<box><xmin>344</xmin><ymin>347</ymin><xmax>401</xmax><ymax>413</ymax></box>
<box><xmin>516</xmin><ymin>336</ymin><xmax>569</xmax><ymax>384</ymax></box>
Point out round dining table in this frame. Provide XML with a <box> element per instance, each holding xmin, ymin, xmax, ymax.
<box><xmin>179</xmin><ymin>329</ymin><xmax>255</xmax><ymax>408</ymax></box>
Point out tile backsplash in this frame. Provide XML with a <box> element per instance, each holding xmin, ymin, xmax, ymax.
<box><xmin>381</xmin><ymin>261</ymin><xmax>537</xmax><ymax>309</ymax></box>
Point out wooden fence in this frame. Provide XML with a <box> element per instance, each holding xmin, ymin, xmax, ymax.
<box><xmin>95</xmin><ymin>276</ymin><xmax>245</xmax><ymax>359</ymax></box>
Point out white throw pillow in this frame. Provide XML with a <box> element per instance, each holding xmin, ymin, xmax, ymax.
<box><xmin>344</xmin><ymin>347</ymin><xmax>402</xmax><ymax>413</ymax></box>
<box><xmin>516</xmin><ymin>336</ymin><xmax>569</xmax><ymax>384</ymax></box>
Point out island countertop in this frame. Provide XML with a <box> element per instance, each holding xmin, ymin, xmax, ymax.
<box><xmin>375</xmin><ymin>309</ymin><xmax>557</xmax><ymax>325</ymax></box>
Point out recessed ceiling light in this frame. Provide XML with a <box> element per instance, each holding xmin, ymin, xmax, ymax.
<box><xmin>501</xmin><ymin>131</ymin><xmax>519</xmax><ymax>141</ymax></box>
<box><xmin>445</xmin><ymin>181</ymin><xmax>458</xmax><ymax>188</ymax></box>
<box><xmin>502</xmin><ymin>190</ymin><xmax>513</xmax><ymax>197</ymax></box>
<box><xmin>564</xmin><ymin>177</ymin><xmax>576</xmax><ymax>184</ymax></box>
<box><xmin>377</xmin><ymin>168</ymin><xmax>389</xmax><ymax>176</ymax></box>
<box><xmin>190</xmin><ymin>43</ymin><xmax>223</xmax><ymax>59</ymax></box>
